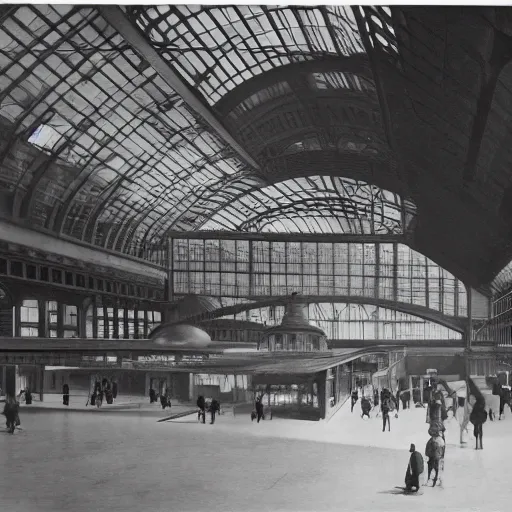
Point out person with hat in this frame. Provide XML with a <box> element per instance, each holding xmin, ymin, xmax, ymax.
<box><xmin>405</xmin><ymin>443</ymin><xmax>424</xmax><ymax>492</ymax></box>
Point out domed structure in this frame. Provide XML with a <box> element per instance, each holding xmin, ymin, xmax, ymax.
<box><xmin>259</xmin><ymin>294</ymin><xmax>328</xmax><ymax>352</ymax></box>
<box><xmin>149</xmin><ymin>323</ymin><xmax>212</xmax><ymax>348</ymax></box>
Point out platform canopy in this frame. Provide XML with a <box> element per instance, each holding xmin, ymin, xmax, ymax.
<box><xmin>2</xmin><ymin>6</ymin><xmax>512</xmax><ymax>291</ymax></box>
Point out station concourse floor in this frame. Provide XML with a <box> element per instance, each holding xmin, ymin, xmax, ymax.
<box><xmin>0</xmin><ymin>399</ymin><xmax>509</xmax><ymax>512</ymax></box>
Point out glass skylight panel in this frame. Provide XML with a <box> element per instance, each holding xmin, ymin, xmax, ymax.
<box><xmin>130</xmin><ymin>5</ymin><xmax>364</xmax><ymax>105</ymax></box>
<box><xmin>0</xmin><ymin>5</ymin><xmax>261</xmax><ymax>252</ymax></box>
<box><xmin>202</xmin><ymin>176</ymin><xmax>415</xmax><ymax>234</ymax></box>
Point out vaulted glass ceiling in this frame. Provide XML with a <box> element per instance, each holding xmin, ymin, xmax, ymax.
<box><xmin>202</xmin><ymin>176</ymin><xmax>416</xmax><ymax>234</ymax></box>
<box><xmin>491</xmin><ymin>260</ymin><xmax>512</xmax><ymax>296</ymax></box>
<box><xmin>128</xmin><ymin>5</ymin><xmax>365</xmax><ymax>105</ymax></box>
<box><xmin>0</xmin><ymin>5</ymin><xmax>254</xmax><ymax>255</ymax></box>
<box><xmin>0</xmin><ymin>5</ymin><xmax>376</xmax><ymax>261</ymax></box>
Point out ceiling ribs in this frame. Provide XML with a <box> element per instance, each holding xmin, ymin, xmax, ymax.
<box><xmin>98</xmin><ymin>6</ymin><xmax>260</xmax><ymax>171</ymax></box>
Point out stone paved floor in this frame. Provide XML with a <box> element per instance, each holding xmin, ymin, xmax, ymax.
<box><xmin>0</xmin><ymin>400</ymin><xmax>509</xmax><ymax>512</ymax></box>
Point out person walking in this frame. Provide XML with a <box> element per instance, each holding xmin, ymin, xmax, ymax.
<box><xmin>361</xmin><ymin>396</ymin><xmax>371</xmax><ymax>419</ymax></box>
<box><xmin>425</xmin><ymin>435</ymin><xmax>445</xmax><ymax>486</ymax></box>
<box><xmin>210</xmin><ymin>398</ymin><xmax>220</xmax><ymax>424</ymax></box>
<box><xmin>62</xmin><ymin>383</ymin><xmax>70</xmax><ymax>406</ymax></box>
<box><xmin>3</xmin><ymin>395</ymin><xmax>20</xmax><ymax>433</ymax></box>
<box><xmin>405</xmin><ymin>443</ymin><xmax>424</xmax><ymax>492</ymax></box>
<box><xmin>196</xmin><ymin>395</ymin><xmax>206</xmax><ymax>424</ymax></box>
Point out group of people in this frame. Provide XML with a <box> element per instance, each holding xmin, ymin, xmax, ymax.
<box><xmin>149</xmin><ymin>388</ymin><xmax>172</xmax><ymax>410</ymax></box>
<box><xmin>18</xmin><ymin>388</ymin><xmax>33</xmax><ymax>405</ymax></box>
<box><xmin>196</xmin><ymin>395</ymin><xmax>221</xmax><ymax>424</ymax></box>
<box><xmin>404</xmin><ymin>436</ymin><xmax>446</xmax><ymax>492</ymax></box>
<box><xmin>351</xmin><ymin>386</ymin><xmax>398</xmax><ymax>432</ymax></box>
<box><xmin>88</xmin><ymin>379</ymin><xmax>118</xmax><ymax>408</ymax></box>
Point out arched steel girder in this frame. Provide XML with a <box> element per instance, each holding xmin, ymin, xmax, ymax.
<box><xmin>120</xmin><ymin>171</ymin><xmax>269</xmax><ymax>254</ymax></box>
<box><xmin>72</xmin><ymin>88</ymin><xmax>383</xmax><ymax>252</ymax></box>
<box><xmin>168</xmin><ymin>295</ymin><xmax>467</xmax><ymax>333</ymax></box>
<box><xmin>234</xmin><ymin>105</ymin><xmax>385</xmax><ymax>160</ymax></box>
<box><xmin>0</xmin><ymin>7</ymin><xmax>97</xmax><ymax>171</ymax></box>
<box><xmin>222</xmin><ymin>196</ymin><xmax>403</xmax><ymax>235</ymax></box>
<box><xmin>133</xmin><ymin>152</ymin><xmax>402</xmax><ymax>253</ymax></box>
<box><xmin>461</xmin><ymin>30</ymin><xmax>512</xmax><ymax>182</ymax></box>
<box><xmin>182</xmin><ymin>153</ymin><xmax>401</xmax><ymax>232</ymax></box>
<box><xmin>100</xmin><ymin>6</ymin><xmax>259</xmax><ymax>170</ymax></box>
<box><xmin>212</xmin><ymin>54</ymin><xmax>374</xmax><ymax>117</ymax></box>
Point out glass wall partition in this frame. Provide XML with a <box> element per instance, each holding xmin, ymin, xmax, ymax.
<box><xmin>172</xmin><ymin>238</ymin><xmax>467</xmax><ymax>317</ymax></box>
<box><xmin>221</xmin><ymin>303</ymin><xmax>463</xmax><ymax>341</ymax></box>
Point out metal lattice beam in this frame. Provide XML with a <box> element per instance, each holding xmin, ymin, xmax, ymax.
<box><xmin>99</xmin><ymin>6</ymin><xmax>260</xmax><ymax>171</ymax></box>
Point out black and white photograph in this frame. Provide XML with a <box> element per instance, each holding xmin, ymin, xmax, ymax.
<box><xmin>0</xmin><ymin>2</ymin><xmax>510</xmax><ymax>510</ymax></box>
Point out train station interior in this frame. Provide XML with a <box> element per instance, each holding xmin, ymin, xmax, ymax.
<box><xmin>1</xmin><ymin>4</ymin><xmax>512</xmax><ymax>511</ymax></box>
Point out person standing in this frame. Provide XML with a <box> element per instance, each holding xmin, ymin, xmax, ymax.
<box><xmin>350</xmin><ymin>389</ymin><xmax>358</xmax><ymax>413</ymax></box>
<box><xmin>62</xmin><ymin>383</ymin><xmax>70</xmax><ymax>406</ymax></box>
<box><xmin>160</xmin><ymin>390</ymin><xmax>171</xmax><ymax>410</ymax></box>
<box><xmin>255</xmin><ymin>396</ymin><xmax>264</xmax><ymax>423</ymax></box>
<box><xmin>470</xmin><ymin>403</ymin><xmax>487</xmax><ymax>450</ymax></box>
<box><xmin>112</xmin><ymin>380</ymin><xmax>118</xmax><ymax>402</ymax></box>
<box><xmin>381</xmin><ymin>391</ymin><xmax>392</xmax><ymax>432</ymax></box>
<box><xmin>405</xmin><ymin>443</ymin><xmax>424</xmax><ymax>492</ymax></box>
<box><xmin>210</xmin><ymin>398</ymin><xmax>219</xmax><ymax>424</ymax></box>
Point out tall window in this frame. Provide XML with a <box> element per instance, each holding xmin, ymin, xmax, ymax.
<box><xmin>97</xmin><ymin>307</ymin><xmax>105</xmax><ymax>338</ymax></box>
<box><xmin>46</xmin><ymin>301</ymin><xmax>58</xmax><ymax>337</ymax></box>
<box><xmin>137</xmin><ymin>311</ymin><xmax>146</xmax><ymax>338</ymax></box>
<box><xmin>63</xmin><ymin>305</ymin><xmax>78</xmax><ymax>338</ymax></box>
<box><xmin>118</xmin><ymin>308</ymin><xmax>125</xmax><ymax>339</ymax></box>
<box><xmin>86</xmin><ymin>305</ymin><xmax>94</xmax><ymax>338</ymax></box>
<box><xmin>20</xmin><ymin>300</ymin><xmax>39</xmax><ymax>337</ymax></box>
<box><xmin>147</xmin><ymin>311</ymin><xmax>161</xmax><ymax>335</ymax></box>
<box><xmin>127</xmin><ymin>310</ymin><xmax>135</xmax><ymax>339</ymax></box>
<box><xmin>106</xmin><ymin>308</ymin><xmax>115</xmax><ymax>338</ymax></box>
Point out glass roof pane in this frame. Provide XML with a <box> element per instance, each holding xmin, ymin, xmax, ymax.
<box><xmin>129</xmin><ymin>5</ymin><xmax>365</xmax><ymax>105</ymax></box>
<box><xmin>201</xmin><ymin>176</ymin><xmax>416</xmax><ymax>235</ymax></box>
<box><xmin>0</xmin><ymin>6</ymin><xmax>265</xmax><ymax>249</ymax></box>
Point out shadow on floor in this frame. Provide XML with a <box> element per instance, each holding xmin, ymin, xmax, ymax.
<box><xmin>378</xmin><ymin>487</ymin><xmax>424</xmax><ymax>496</ymax></box>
